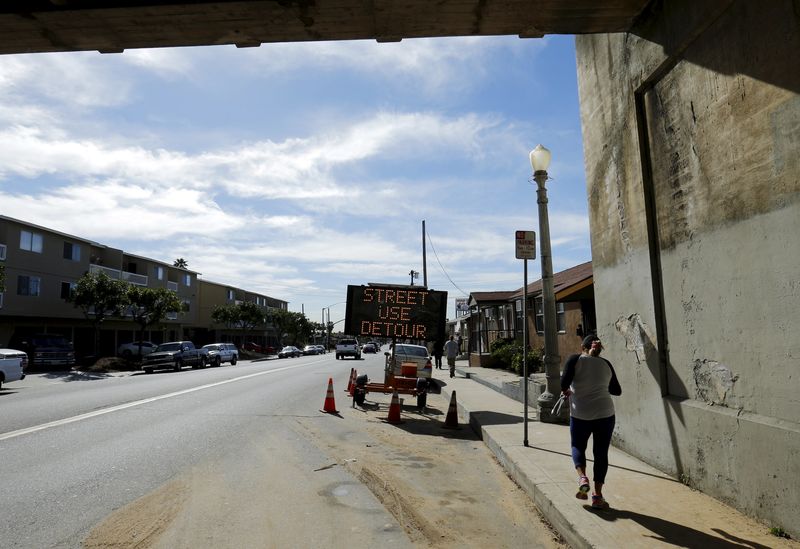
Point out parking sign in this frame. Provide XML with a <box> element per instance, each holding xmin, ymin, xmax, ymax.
<box><xmin>515</xmin><ymin>230</ymin><xmax>536</xmax><ymax>259</ymax></box>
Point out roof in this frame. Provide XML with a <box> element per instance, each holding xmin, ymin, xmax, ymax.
<box><xmin>469</xmin><ymin>291</ymin><xmax>517</xmax><ymax>304</ymax></box>
<box><xmin>509</xmin><ymin>261</ymin><xmax>593</xmax><ymax>301</ymax></box>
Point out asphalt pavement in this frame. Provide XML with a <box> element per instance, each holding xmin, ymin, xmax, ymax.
<box><xmin>438</xmin><ymin>360</ymin><xmax>796</xmax><ymax>549</ymax></box>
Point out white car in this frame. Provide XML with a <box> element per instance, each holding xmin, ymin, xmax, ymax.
<box><xmin>0</xmin><ymin>348</ymin><xmax>27</xmax><ymax>390</ymax></box>
<box><xmin>202</xmin><ymin>343</ymin><xmax>239</xmax><ymax>367</ymax></box>
<box><xmin>118</xmin><ymin>341</ymin><xmax>158</xmax><ymax>358</ymax></box>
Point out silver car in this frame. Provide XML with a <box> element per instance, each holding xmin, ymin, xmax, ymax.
<box><xmin>202</xmin><ymin>343</ymin><xmax>239</xmax><ymax>367</ymax></box>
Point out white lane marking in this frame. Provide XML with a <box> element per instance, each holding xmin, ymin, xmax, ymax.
<box><xmin>0</xmin><ymin>362</ymin><xmax>318</xmax><ymax>442</ymax></box>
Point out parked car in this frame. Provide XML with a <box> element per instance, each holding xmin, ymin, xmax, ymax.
<box><xmin>314</xmin><ymin>345</ymin><xmax>326</xmax><ymax>354</ymax></box>
<box><xmin>387</xmin><ymin>343</ymin><xmax>433</xmax><ymax>379</ymax></box>
<box><xmin>278</xmin><ymin>346</ymin><xmax>303</xmax><ymax>358</ymax></box>
<box><xmin>117</xmin><ymin>341</ymin><xmax>158</xmax><ymax>358</ymax></box>
<box><xmin>243</xmin><ymin>342</ymin><xmax>276</xmax><ymax>355</ymax></box>
<box><xmin>8</xmin><ymin>333</ymin><xmax>75</xmax><ymax>368</ymax></box>
<box><xmin>0</xmin><ymin>348</ymin><xmax>27</xmax><ymax>390</ymax></box>
<box><xmin>141</xmin><ymin>341</ymin><xmax>206</xmax><ymax>373</ymax></box>
<box><xmin>302</xmin><ymin>345</ymin><xmax>321</xmax><ymax>355</ymax></box>
<box><xmin>361</xmin><ymin>343</ymin><xmax>377</xmax><ymax>354</ymax></box>
<box><xmin>202</xmin><ymin>343</ymin><xmax>239</xmax><ymax>367</ymax></box>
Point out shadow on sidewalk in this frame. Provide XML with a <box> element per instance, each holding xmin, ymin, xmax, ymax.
<box><xmin>591</xmin><ymin>508</ymin><xmax>773</xmax><ymax>549</ymax></box>
<box><xmin>470</xmin><ymin>410</ymin><xmax>524</xmax><ymax>426</ymax></box>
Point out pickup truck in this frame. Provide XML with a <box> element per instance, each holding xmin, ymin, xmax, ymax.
<box><xmin>335</xmin><ymin>338</ymin><xmax>361</xmax><ymax>360</ymax></box>
<box><xmin>8</xmin><ymin>334</ymin><xmax>75</xmax><ymax>369</ymax></box>
<box><xmin>0</xmin><ymin>348</ymin><xmax>27</xmax><ymax>390</ymax></box>
<box><xmin>141</xmin><ymin>341</ymin><xmax>207</xmax><ymax>373</ymax></box>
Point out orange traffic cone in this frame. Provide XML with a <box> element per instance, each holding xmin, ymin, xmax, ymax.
<box><xmin>320</xmin><ymin>377</ymin><xmax>339</xmax><ymax>414</ymax></box>
<box><xmin>346</xmin><ymin>368</ymin><xmax>356</xmax><ymax>396</ymax></box>
<box><xmin>386</xmin><ymin>390</ymin><xmax>403</xmax><ymax>424</ymax></box>
<box><xmin>442</xmin><ymin>391</ymin><xmax>460</xmax><ymax>429</ymax></box>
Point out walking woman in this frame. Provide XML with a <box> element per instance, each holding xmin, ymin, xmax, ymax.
<box><xmin>560</xmin><ymin>335</ymin><xmax>622</xmax><ymax>509</ymax></box>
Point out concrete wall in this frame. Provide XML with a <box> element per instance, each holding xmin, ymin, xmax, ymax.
<box><xmin>575</xmin><ymin>0</ymin><xmax>800</xmax><ymax>535</ymax></box>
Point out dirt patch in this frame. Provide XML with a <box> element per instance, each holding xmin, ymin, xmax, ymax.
<box><xmin>84</xmin><ymin>479</ymin><xmax>189</xmax><ymax>548</ymax></box>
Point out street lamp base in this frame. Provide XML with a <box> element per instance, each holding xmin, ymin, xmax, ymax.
<box><xmin>537</xmin><ymin>391</ymin><xmax>569</xmax><ymax>424</ymax></box>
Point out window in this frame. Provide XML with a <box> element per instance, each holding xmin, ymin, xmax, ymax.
<box><xmin>227</xmin><ymin>289</ymin><xmax>235</xmax><ymax>300</ymax></box>
<box><xmin>60</xmin><ymin>281</ymin><xmax>77</xmax><ymax>300</ymax></box>
<box><xmin>63</xmin><ymin>241</ymin><xmax>81</xmax><ymax>261</ymax></box>
<box><xmin>127</xmin><ymin>262</ymin><xmax>137</xmax><ymax>274</ymax></box>
<box><xmin>0</xmin><ymin>292</ymin><xmax>4</xmax><ymax>308</ymax></box>
<box><xmin>535</xmin><ymin>298</ymin><xmax>544</xmax><ymax>334</ymax></box>
<box><xmin>183</xmin><ymin>299</ymin><xmax>191</xmax><ymax>312</ymax></box>
<box><xmin>0</xmin><ymin>243</ymin><xmax>6</xmax><ymax>260</ymax></box>
<box><xmin>155</xmin><ymin>266</ymin><xmax>164</xmax><ymax>280</ymax></box>
<box><xmin>17</xmin><ymin>275</ymin><xmax>41</xmax><ymax>296</ymax></box>
<box><xmin>20</xmin><ymin>230</ymin><xmax>43</xmax><ymax>253</ymax></box>
<box><xmin>182</xmin><ymin>274</ymin><xmax>191</xmax><ymax>287</ymax></box>
<box><xmin>556</xmin><ymin>302</ymin><xmax>566</xmax><ymax>333</ymax></box>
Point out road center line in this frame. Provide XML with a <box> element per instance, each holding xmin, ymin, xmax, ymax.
<box><xmin>0</xmin><ymin>362</ymin><xmax>314</xmax><ymax>442</ymax></box>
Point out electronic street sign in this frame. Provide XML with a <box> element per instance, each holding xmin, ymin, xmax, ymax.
<box><xmin>515</xmin><ymin>230</ymin><xmax>536</xmax><ymax>259</ymax></box>
<box><xmin>344</xmin><ymin>284</ymin><xmax>447</xmax><ymax>342</ymax></box>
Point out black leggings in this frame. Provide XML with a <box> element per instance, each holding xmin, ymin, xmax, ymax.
<box><xmin>569</xmin><ymin>415</ymin><xmax>615</xmax><ymax>484</ymax></box>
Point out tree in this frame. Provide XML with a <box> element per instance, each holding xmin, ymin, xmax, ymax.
<box><xmin>211</xmin><ymin>301</ymin><xmax>266</xmax><ymax>340</ymax></box>
<box><xmin>126</xmin><ymin>286</ymin><xmax>184</xmax><ymax>357</ymax></box>
<box><xmin>270</xmin><ymin>309</ymin><xmax>312</xmax><ymax>346</ymax></box>
<box><xmin>173</xmin><ymin>258</ymin><xmax>188</xmax><ymax>268</ymax></box>
<box><xmin>68</xmin><ymin>271</ymin><xmax>129</xmax><ymax>356</ymax></box>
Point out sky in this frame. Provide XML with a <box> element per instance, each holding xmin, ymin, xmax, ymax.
<box><xmin>0</xmin><ymin>34</ymin><xmax>591</xmax><ymax>327</ymax></box>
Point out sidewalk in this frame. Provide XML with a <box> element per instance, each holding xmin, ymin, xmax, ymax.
<box><xmin>439</xmin><ymin>360</ymin><xmax>795</xmax><ymax>549</ymax></box>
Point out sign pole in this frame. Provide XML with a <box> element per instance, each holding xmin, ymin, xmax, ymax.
<box><xmin>523</xmin><ymin>258</ymin><xmax>529</xmax><ymax>447</ymax></box>
<box><xmin>515</xmin><ymin>230</ymin><xmax>535</xmax><ymax>447</ymax></box>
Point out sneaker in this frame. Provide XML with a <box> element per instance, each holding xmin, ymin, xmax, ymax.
<box><xmin>576</xmin><ymin>476</ymin><xmax>590</xmax><ymax>500</ymax></box>
<box><xmin>591</xmin><ymin>495</ymin><xmax>610</xmax><ymax>509</ymax></box>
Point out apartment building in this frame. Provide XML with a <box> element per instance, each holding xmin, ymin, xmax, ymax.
<box><xmin>0</xmin><ymin>215</ymin><xmax>286</xmax><ymax>358</ymax></box>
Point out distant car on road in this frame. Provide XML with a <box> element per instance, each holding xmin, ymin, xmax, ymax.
<box><xmin>202</xmin><ymin>343</ymin><xmax>239</xmax><ymax>367</ymax></box>
<box><xmin>118</xmin><ymin>341</ymin><xmax>158</xmax><ymax>358</ymax></box>
<box><xmin>278</xmin><ymin>346</ymin><xmax>303</xmax><ymax>358</ymax></box>
<box><xmin>302</xmin><ymin>345</ymin><xmax>321</xmax><ymax>355</ymax></box>
<box><xmin>361</xmin><ymin>343</ymin><xmax>377</xmax><ymax>354</ymax></box>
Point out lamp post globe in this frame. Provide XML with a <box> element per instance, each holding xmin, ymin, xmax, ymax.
<box><xmin>529</xmin><ymin>144</ymin><xmax>564</xmax><ymax>423</ymax></box>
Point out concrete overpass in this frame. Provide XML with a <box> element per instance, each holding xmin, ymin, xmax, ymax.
<box><xmin>0</xmin><ymin>0</ymin><xmax>653</xmax><ymax>54</ymax></box>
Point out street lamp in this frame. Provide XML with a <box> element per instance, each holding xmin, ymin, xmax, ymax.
<box><xmin>530</xmin><ymin>144</ymin><xmax>563</xmax><ymax>423</ymax></box>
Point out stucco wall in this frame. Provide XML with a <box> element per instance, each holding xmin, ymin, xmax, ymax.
<box><xmin>576</xmin><ymin>0</ymin><xmax>800</xmax><ymax>534</ymax></box>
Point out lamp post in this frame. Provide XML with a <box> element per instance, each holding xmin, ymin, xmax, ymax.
<box><xmin>530</xmin><ymin>144</ymin><xmax>563</xmax><ymax>423</ymax></box>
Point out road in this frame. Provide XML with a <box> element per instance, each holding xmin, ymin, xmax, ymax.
<box><xmin>1</xmin><ymin>350</ymin><xmax>565</xmax><ymax>548</ymax></box>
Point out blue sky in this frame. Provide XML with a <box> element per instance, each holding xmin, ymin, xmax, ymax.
<box><xmin>0</xmin><ymin>35</ymin><xmax>590</xmax><ymax>326</ymax></box>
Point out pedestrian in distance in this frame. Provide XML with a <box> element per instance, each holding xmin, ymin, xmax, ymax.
<box><xmin>433</xmin><ymin>339</ymin><xmax>444</xmax><ymax>370</ymax></box>
<box><xmin>560</xmin><ymin>335</ymin><xmax>622</xmax><ymax>510</ymax></box>
<box><xmin>444</xmin><ymin>335</ymin><xmax>459</xmax><ymax>378</ymax></box>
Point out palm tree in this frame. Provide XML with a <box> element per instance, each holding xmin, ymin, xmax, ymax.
<box><xmin>173</xmin><ymin>257</ymin><xmax>188</xmax><ymax>268</ymax></box>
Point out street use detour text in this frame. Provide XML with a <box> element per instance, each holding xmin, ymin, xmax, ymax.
<box><xmin>344</xmin><ymin>284</ymin><xmax>447</xmax><ymax>342</ymax></box>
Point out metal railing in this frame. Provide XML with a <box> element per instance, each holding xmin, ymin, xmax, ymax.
<box><xmin>89</xmin><ymin>264</ymin><xmax>148</xmax><ymax>286</ymax></box>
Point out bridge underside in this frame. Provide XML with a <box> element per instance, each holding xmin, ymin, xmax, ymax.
<box><xmin>0</xmin><ymin>0</ymin><xmax>653</xmax><ymax>55</ymax></box>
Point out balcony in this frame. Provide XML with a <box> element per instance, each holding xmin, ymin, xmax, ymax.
<box><xmin>89</xmin><ymin>264</ymin><xmax>148</xmax><ymax>286</ymax></box>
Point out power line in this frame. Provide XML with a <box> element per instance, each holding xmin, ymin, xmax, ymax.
<box><xmin>425</xmin><ymin>228</ymin><xmax>469</xmax><ymax>297</ymax></box>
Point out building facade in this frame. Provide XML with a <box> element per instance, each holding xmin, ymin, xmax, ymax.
<box><xmin>0</xmin><ymin>215</ymin><xmax>287</xmax><ymax>357</ymax></box>
<box><xmin>465</xmin><ymin>262</ymin><xmax>595</xmax><ymax>368</ymax></box>
<box><xmin>575</xmin><ymin>0</ymin><xmax>799</xmax><ymax>534</ymax></box>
